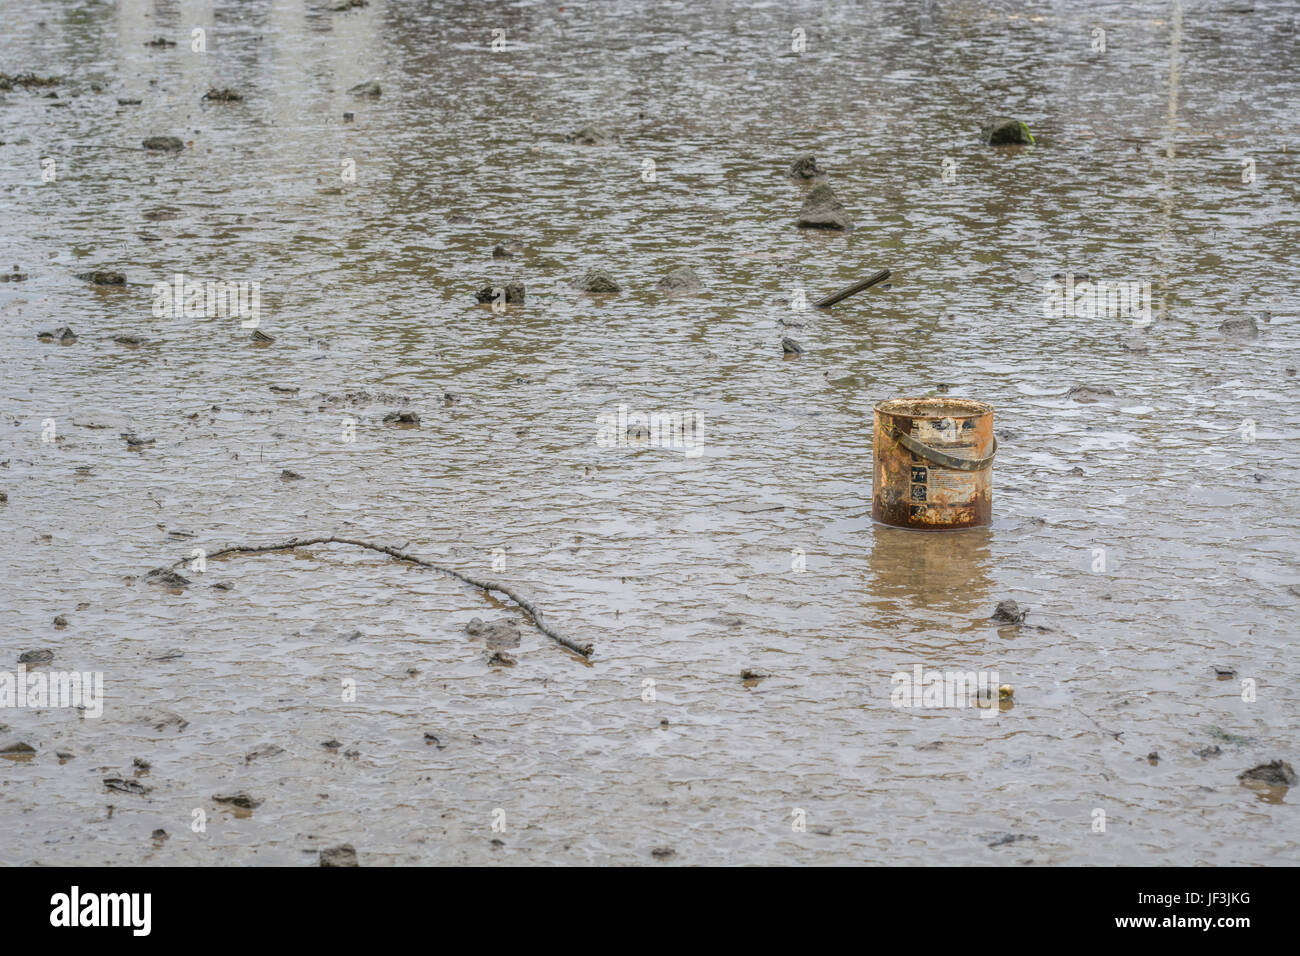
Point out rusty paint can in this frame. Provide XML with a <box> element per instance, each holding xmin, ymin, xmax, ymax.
<box><xmin>872</xmin><ymin>397</ymin><xmax>996</xmax><ymax>530</ymax></box>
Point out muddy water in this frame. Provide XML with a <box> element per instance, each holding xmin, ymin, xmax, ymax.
<box><xmin>1</xmin><ymin>0</ymin><xmax>1298</xmax><ymax>865</ymax></box>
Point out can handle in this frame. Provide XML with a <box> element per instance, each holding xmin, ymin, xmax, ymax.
<box><xmin>885</xmin><ymin>425</ymin><xmax>997</xmax><ymax>472</ymax></box>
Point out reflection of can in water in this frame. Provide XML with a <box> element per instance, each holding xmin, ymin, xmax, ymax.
<box><xmin>872</xmin><ymin>398</ymin><xmax>996</xmax><ymax>530</ymax></box>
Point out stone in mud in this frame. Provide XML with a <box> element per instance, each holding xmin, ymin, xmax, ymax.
<box><xmin>787</xmin><ymin>154</ymin><xmax>826</xmax><ymax>179</ymax></box>
<box><xmin>280</xmin><ymin>469</ymin><xmax>303</xmax><ymax>481</ymax></box>
<box><xmin>781</xmin><ymin>336</ymin><xmax>804</xmax><ymax>355</ymax></box>
<box><xmin>133</xmin><ymin>756</ymin><xmax>152</xmax><ymax>771</ymax></box>
<box><xmin>991</xmin><ymin>599</ymin><xmax>1027</xmax><ymax>624</ymax></box>
<box><xmin>320</xmin><ymin>844</ymin><xmax>359</xmax><ymax>866</ymax></box>
<box><xmin>251</xmin><ymin>329</ymin><xmax>274</xmax><ymax>344</ymax></box>
<box><xmin>1</xmin><ymin>267</ymin><xmax>28</xmax><ymax>282</ymax></box>
<box><xmin>572</xmin><ymin>267</ymin><xmax>621</xmax><ymax>293</ymax></box>
<box><xmin>152</xmin><ymin>829</ymin><xmax>168</xmax><ymax>841</ymax></box>
<box><xmin>486</xmin><ymin>650</ymin><xmax>517</xmax><ymax>667</ymax></box>
<box><xmin>144</xmin><ymin>568</ymin><xmax>190</xmax><ymax>588</ymax></box>
<box><xmin>52</xmin><ymin>615</ymin><xmax>68</xmax><ymax>628</ymax></box>
<box><xmin>113</xmin><ymin>334</ymin><xmax>144</xmax><ymax>346</ymax></box>
<box><xmin>383</xmin><ymin>410</ymin><xmax>420</xmax><ymax>426</ymax></box>
<box><xmin>492</xmin><ymin>238</ymin><xmax>525</xmax><ymax>259</ymax></box>
<box><xmin>76</xmin><ymin>270</ymin><xmax>125</xmax><ymax>285</ymax></box>
<box><xmin>980</xmin><ymin>117</ymin><xmax>1035</xmax><ymax>146</ymax></box>
<box><xmin>796</xmin><ymin>184</ymin><xmax>854</xmax><ymax>230</ymax></box>
<box><xmin>138</xmin><ymin>708</ymin><xmax>189</xmax><ymax>732</ymax></box>
<box><xmin>322</xmin><ymin>739</ymin><xmax>342</xmax><ymax>750</ymax></box>
<box><xmin>0</xmin><ymin>72</ymin><xmax>61</xmax><ymax>90</ymax></box>
<box><xmin>1212</xmin><ymin>665</ymin><xmax>1236</xmax><ymax>678</ymax></box>
<box><xmin>650</xmin><ymin>846</ymin><xmax>676</xmax><ymax>860</ymax></box>
<box><xmin>245</xmin><ymin>743</ymin><xmax>285</xmax><ymax>763</ymax></box>
<box><xmin>423</xmin><ymin>732</ymin><xmax>445</xmax><ymax>748</ymax></box>
<box><xmin>213</xmin><ymin>791</ymin><xmax>263</xmax><ymax>809</ymax></box>
<box><xmin>348</xmin><ymin>80</ymin><xmax>381</xmax><ymax>98</ymax></box>
<box><xmin>117</xmin><ymin>98</ymin><xmax>142</xmax><ymax>106</ymax></box>
<box><xmin>475</xmin><ymin>281</ymin><xmax>525</xmax><ymax>305</ymax></box>
<box><xmin>122</xmin><ymin>433</ymin><xmax>155</xmax><ymax>448</ymax></box>
<box><xmin>466</xmin><ymin>617</ymin><xmax>522</xmax><ymax>649</ymax></box>
<box><xmin>201</xmin><ymin>87</ymin><xmax>242</xmax><ymax>102</ymax></box>
<box><xmin>39</xmin><ymin>326</ymin><xmax>78</xmax><ymax>344</ymax></box>
<box><xmin>144</xmin><ymin>37</ymin><xmax>176</xmax><ymax>48</ymax></box>
<box><xmin>1218</xmin><ymin>317</ymin><xmax>1258</xmax><ymax>340</ymax></box>
<box><xmin>141</xmin><ymin>136</ymin><xmax>184</xmax><ymax>151</ymax></box>
<box><xmin>269</xmin><ymin>384</ymin><xmax>299</xmax><ymax>394</ymax></box>
<box><xmin>741</xmin><ymin>667</ymin><xmax>770</xmax><ymax>681</ymax></box>
<box><xmin>985</xmin><ymin>832</ymin><xmax>1037</xmax><ymax>848</ymax></box>
<box><xmin>565</xmin><ymin>123</ymin><xmax>615</xmax><ymax>145</ymax></box>
<box><xmin>1238</xmin><ymin>760</ymin><xmax>1297</xmax><ymax>786</ymax></box>
<box><xmin>656</xmin><ymin>266</ymin><xmax>703</xmax><ymax>293</ymax></box>
<box><xmin>1066</xmin><ymin>384</ymin><xmax>1115</xmax><ymax>402</ymax></box>
<box><xmin>1194</xmin><ymin>744</ymin><xmax>1222</xmax><ymax>759</ymax></box>
<box><xmin>0</xmin><ymin>742</ymin><xmax>36</xmax><ymax>755</ymax></box>
<box><xmin>342</xmin><ymin>111</ymin><xmax>354</xmax><ymax>123</ymax></box>
<box><xmin>104</xmin><ymin>776</ymin><xmax>152</xmax><ymax>795</ymax></box>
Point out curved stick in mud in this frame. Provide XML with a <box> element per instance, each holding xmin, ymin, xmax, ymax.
<box><xmin>166</xmin><ymin>535</ymin><xmax>593</xmax><ymax>658</ymax></box>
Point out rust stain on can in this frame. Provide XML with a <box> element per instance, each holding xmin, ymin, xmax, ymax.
<box><xmin>872</xmin><ymin>397</ymin><xmax>995</xmax><ymax>530</ymax></box>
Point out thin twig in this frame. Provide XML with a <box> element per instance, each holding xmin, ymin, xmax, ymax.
<box><xmin>165</xmin><ymin>535</ymin><xmax>593</xmax><ymax>658</ymax></box>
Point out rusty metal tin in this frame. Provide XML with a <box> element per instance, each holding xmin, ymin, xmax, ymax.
<box><xmin>872</xmin><ymin>397</ymin><xmax>996</xmax><ymax>530</ymax></box>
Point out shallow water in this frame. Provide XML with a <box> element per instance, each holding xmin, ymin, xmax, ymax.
<box><xmin>1</xmin><ymin>0</ymin><xmax>1298</xmax><ymax>865</ymax></box>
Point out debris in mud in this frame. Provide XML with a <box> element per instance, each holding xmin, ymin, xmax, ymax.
<box><xmin>245</xmin><ymin>744</ymin><xmax>285</xmax><ymax>763</ymax></box>
<box><xmin>143</xmin><ymin>37</ymin><xmax>176</xmax><ymax>48</ymax></box>
<box><xmin>117</xmin><ymin>98</ymin><xmax>142</xmax><ymax>106</ymax></box>
<box><xmin>1212</xmin><ymin>665</ymin><xmax>1236</xmax><ymax>678</ymax></box>
<box><xmin>985</xmin><ymin>832</ymin><xmax>1037</xmax><ymax>848</ymax></box>
<box><xmin>152</xmin><ymin>829</ymin><xmax>168</xmax><ymax>842</ymax></box>
<box><xmin>320</xmin><ymin>844</ymin><xmax>359</xmax><ymax>866</ymax></box>
<box><xmin>348</xmin><ymin>80</ymin><xmax>381</xmax><ymax>98</ymax></box>
<box><xmin>329</xmin><ymin>0</ymin><xmax>370</xmax><ymax>9</ymax></box>
<box><xmin>201</xmin><ymin>87</ymin><xmax>243</xmax><ymax>102</ymax></box>
<box><xmin>1207</xmin><ymin>726</ymin><xmax>1255</xmax><ymax>746</ymax></box>
<box><xmin>141</xmin><ymin>136</ymin><xmax>185</xmax><ymax>151</ymax></box>
<box><xmin>280</xmin><ymin>469</ymin><xmax>304</xmax><ymax>481</ymax></box>
<box><xmin>0</xmin><ymin>72</ymin><xmax>61</xmax><ymax>90</ymax></box>
<box><xmin>566</xmin><ymin>123</ymin><xmax>616</xmax><ymax>145</ymax></box>
<box><xmin>147</xmin><ymin>649</ymin><xmax>184</xmax><ymax>661</ymax></box>
<box><xmin>1218</xmin><ymin>317</ymin><xmax>1259</xmax><ymax>340</ymax></box>
<box><xmin>213</xmin><ymin>792</ymin><xmax>263</xmax><ymax>809</ymax></box>
<box><xmin>133</xmin><ymin>756</ymin><xmax>152</xmax><ymax>772</ymax></box>
<box><xmin>57</xmin><ymin>751</ymin><xmax>75</xmax><ymax>761</ymax></box>
<box><xmin>1144</xmin><ymin>752</ymin><xmax>1160</xmax><ymax>765</ymax></box>
<box><xmin>112</xmin><ymin>334</ymin><xmax>144</xmax><ymax>346</ymax></box>
<box><xmin>1</xmin><ymin>266</ymin><xmax>28</xmax><ymax>282</ymax></box>
<box><xmin>0</xmin><ymin>742</ymin><xmax>36</xmax><ymax>756</ymax></box>
<box><xmin>814</xmin><ymin>268</ymin><xmax>891</xmax><ymax>308</ymax></box>
<box><xmin>796</xmin><ymin>183</ymin><xmax>854</xmax><ymax>230</ymax></box>
<box><xmin>741</xmin><ymin>667</ymin><xmax>771</xmax><ymax>681</ymax></box>
<box><xmin>1066</xmin><ymin>384</ymin><xmax>1115</xmax><ymax>402</ymax></box>
<box><xmin>572</xmin><ymin>267</ymin><xmax>621</xmax><ymax>293</ymax></box>
<box><xmin>104</xmin><ymin>776</ymin><xmax>152</xmax><ymax>796</ymax></box>
<box><xmin>53</xmin><ymin>613</ymin><xmax>70</xmax><ymax>627</ymax></box>
<box><xmin>76</xmin><ymin>270</ymin><xmax>125</xmax><ymax>285</ymax></box>
<box><xmin>382</xmin><ymin>410</ymin><xmax>420</xmax><ymax>426</ymax></box>
<box><xmin>137</xmin><ymin>708</ymin><xmax>189</xmax><ymax>732</ymax></box>
<box><xmin>782</xmin><ymin>336</ymin><xmax>804</xmax><ymax>355</ymax></box>
<box><xmin>991</xmin><ymin>599</ymin><xmax>1028</xmax><ymax>624</ymax></box>
<box><xmin>251</xmin><ymin>329</ymin><xmax>274</xmax><ymax>344</ymax></box>
<box><xmin>487</xmin><ymin>650</ymin><xmax>517</xmax><ymax>667</ymax></box>
<box><xmin>423</xmin><ymin>732</ymin><xmax>445</xmax><ymax>748</ymax></box>
<box><xmin>146</xmin><ymin>567</ymin><xmax>191</xmax><ymax>590</ymax></box>
<box><xmin>342</xmin><ymin>111</ymin><xmax>354</xmax><ymax>123</ymax></box>
<box><xmin>475</xmin><ymin>281</ymin><xmax>525</xmax><ymax>305</ymax></box>
<box><xmin>1194</xmin><ymin>744</ymin><xmax>1222</xmax><ymax>759</ymax></box>
<box><xmin>1238</xmin><ymin>761</ymin><xmax>1297</xmax><ymax>787</ymax></box>
<box><xmin>648</xmin><ymin>846</ymin><xmax>677</xmax><ymax>861</ymax></box>
<box><xmin>492</xmin><ymin>238</ymin><xmax>525</xmax><ymax>259</ymax></box>
<box><xmin>656</xmin><ymin>266</ymin><xmax>703</xmax><ymax>294</ymax></box>
<box><xmin>36</xmin><ymin>326</ymin><xmax>77</xmax><ymax>344</ymax></box>
<box><xmin>318</xmin><ymin>388</ymin><xmax>410</xmax><ymax>408</ymax></box>
<box><xmin>121</xmin><ymin>433</ymin><xmax>155</xmax><ymax>449</ymax></box>
<box><xmin>787</xmin><ymin>154</ymin><xmax>826</xmax><ymax>179</ymax></box>
<box><xmin>980</xmin><ymin>117</ymin><xmax>1035</xmax><ymax>145</ymax></box>
<box><xmin>269</xmin><ymin>385</ymin><xmax>299</xmax><ymax>394</ymax></box>
<box><xmin>466</xmin><ymin>617</ymin><xmax>522</xmax><ymax>649</ymax></box>
<box><xmin>322</xmin><ymin>740</ymin><xmax>342</xmax><ymax>750</ymax></box>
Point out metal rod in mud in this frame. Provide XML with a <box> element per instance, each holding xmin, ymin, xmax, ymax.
<box><xmin>814</xmin><ymin>269</ymin><xmax>891</xmax><ymax>308</ymax></box>
<box><xmin>161</xmin><ymin>535</ymin><xmax>594</xmax><ymax>658</ymax></box>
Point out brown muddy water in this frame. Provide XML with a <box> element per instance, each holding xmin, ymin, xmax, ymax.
<box><xmin>1</xmin><ymin>0</ymin><xmax>1298</xmax><ymax>866</ymax></box>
